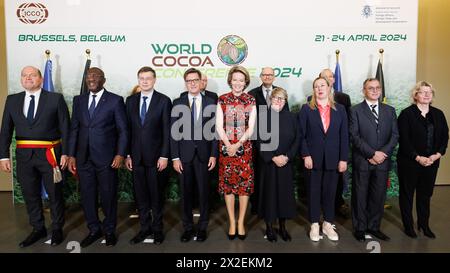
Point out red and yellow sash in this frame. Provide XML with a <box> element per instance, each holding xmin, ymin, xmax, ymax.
<box><xmin>16</xmin><ymin>139</ymin><xmax>62</xmax><ymax>183</ymax></box>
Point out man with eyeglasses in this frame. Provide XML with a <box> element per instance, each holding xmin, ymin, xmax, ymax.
<box><xmin>180</xmin><ymin>73</ymin><xmax>218</xmax><ymax>103</ymax></box>
<box><xmin>124</xmin><ymin>66</ymin><xmax>172</xmax><ymax>245</ymax></box>
<box><xmin>349</xmin><ymin>78</ymin><xmax>398</xmax><ymax>242</ymax></box>
<box><xmin>171</xmin><ymin>68</ymin><xmax>218</xmax><ymax>242</ymax></box>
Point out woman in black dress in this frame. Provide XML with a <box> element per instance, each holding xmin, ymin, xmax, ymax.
<box><xmin>257</xmin><ymin>87</ymin><xmax>300</xmax><ymax>242</ymax></box>
<box><xmin>398</xmin><ymin>81</ymin><xmax>449</xmax><ymax>238</ymax></box>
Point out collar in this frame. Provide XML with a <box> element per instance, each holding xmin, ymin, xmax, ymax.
<box><xmin>90</xmin><ymin>88</ymin><xmax>105</xmax><ymax>98</ymax></box>
<box><xmin>25</xmin><ymin>89</ymin><xmax>42</xmax><ymax>97</ymax></box>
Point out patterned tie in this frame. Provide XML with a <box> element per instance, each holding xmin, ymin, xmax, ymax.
<box><xmin>191</xmin><ymin>97</ymin><xmax>197</xmax><ymax>121</ymax></box>
<box><xmin>371</xmin><ymin>104</ymin><xmax>378</xmax><ymax>124</ymax></box>
<box><xmin>27</xmin><ymin>95</ymin><xmax>35</xmax><ymax>125</ymax></box>
<box><xmin>89</xmin><ymin>94</ymin><xmax>97</xmax><ymax>119</ymax></box>
<box><xmin>265</xmin><ymin>89</ymin><xmax>271</xmax><ymax>107</ymax></box>
<box><xmin>140</xmin><ymin>96</ymin><xmax>148</xmax><ymax>125</ymax></box>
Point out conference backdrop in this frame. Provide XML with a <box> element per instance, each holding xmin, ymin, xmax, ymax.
<box><xmin>5</xmin><ymin>0</ymin><xmax>418</xmax><ymax>203</ymax></box>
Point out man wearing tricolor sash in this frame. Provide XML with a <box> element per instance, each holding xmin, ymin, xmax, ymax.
<box><xmin>0</xmin><ymin>66</ymin><xmax>70</xmax><ymax>247</ymax></box>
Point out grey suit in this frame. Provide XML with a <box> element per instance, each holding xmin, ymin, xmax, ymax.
<box><xmin>349</xmin><ymin>101</ymin><xmax>398</xmax><ymax>232</ymax></box>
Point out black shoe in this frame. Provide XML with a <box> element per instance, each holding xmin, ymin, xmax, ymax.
<box><xmin>418</xmin><ymin>226</ymin><xmax>436</xmax><ymax>239</ymax></box>
<box><xmin>51</xmin><ymin>229</ymin><xmax>64</xmax><ymax>246</ymax></box>
<box><xmin>180</xmin><ymin>230</ymin><xmax>194</xmax><ymax>242</ymax></box>
<box><xmin>353</xmin><ymin>231</ymin><xmax>366</xmax><ymax>242</ymax></box>
<box><xmin>196</xmin><ymin>230</ymin><xmax>207</xmax><ymax>242</ymax></box>
<box><xmin>153</xmin><ymin>231</ymin><xmax>165</xmax><ymax>245</ymax></box>
<box><xmin>80</xmin><ymin>231</ymin><xmax>103</xmax><ymax>248</ymax></box>
<box><xmin>279</xmin><ymin>228</ymin><xmax>291</xmax><ymax>242</ymax></box>
<box><xmin>266</xmin><ymin>227</ymin><xmax>277</xmax><ymax>242</ymax></box>
<box><xmin>367</xmin><ymin>229</ymin><xmax>390</xmax><ymax>241</ymax></box>
<box><xmin>130</xmin><ymin>230</ymin><xmax>152</xmax><ymax>245</ymax></box>
<box><xmin>105</xmin><ymin>233</ymin><xmax>117</xmax><ymax>247</ymax></box>
<box><xmin>19</xmin><ymin>229</ymin><xmax>47</xmax><ymax>248</ymax></box>
<box><xmin>404</xmin><ymin>228</ymin><xmax>418</xmax><ymax>238</ymax></box>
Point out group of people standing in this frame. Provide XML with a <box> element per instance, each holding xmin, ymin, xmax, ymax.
<box><xmin>0</xmin><ymin>64</ymin><xmax>447</xmax><ymax>249</ymax></box>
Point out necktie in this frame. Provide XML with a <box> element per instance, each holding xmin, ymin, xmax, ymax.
<box><xmin>27</xmin><ymin>95</ymin><xmax>35</xmax><ymax>125</ymax></box>
<box><xmin>140</xmin><ymin>96</ymin><xmax>148</xmax><ymax>125</ymax></box>
<box><xmin>371</xmin><ymin>104</ymin><xmax>378</xmax><ymax>124</ymax></box>
<box><xmin>89</xmin><ymin>94</ymin><xmax>97</xmax><ymax>119</ymax></box>
<box><xmin>191</xmin><ymin>97</ymin><xmax>197</xmax><ymax>122</ymax></box>
<box><xmin>265</xmin><ymin>89</ymin><xmax>271</xmax><ymax>107</ymax></box>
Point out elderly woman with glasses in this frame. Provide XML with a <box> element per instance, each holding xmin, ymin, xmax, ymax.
<box><xmin>256</xmin><ymin>87</ymin><xmax>299</xmax><ymax>242</ymax></box>
<box><xmin>397</xmin><ymin>81</ymin><xmax>449</xmax><ymax>239</ymax></box>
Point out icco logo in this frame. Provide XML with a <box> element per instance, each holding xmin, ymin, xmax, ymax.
<box><xmin>17</xmin><ymin>3</ymin><xmax>49</xmax><ymax>24</ymax></box>
<box><xmin>217</xmin><ymin>35</ymin><xmax>248</xmax><ymax>66</ymax></box>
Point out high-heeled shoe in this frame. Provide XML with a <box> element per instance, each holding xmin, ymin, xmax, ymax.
<box><xmin>418</xmin><ymin>225</ymin><xmax>436</xmax><ymax>239</ymax></box>
<box><xmin>227</xmin><ymin>227</ymin><xmax>236</xmax><ymax>240</ymax></box>
<box><xmin>237</xmin><ymin>227</ymin><xmax>247</xmax><ymax>240</ymax></box>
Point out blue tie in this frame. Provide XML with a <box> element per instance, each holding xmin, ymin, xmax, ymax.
<box><xmin>191</xmin><ymin>97</ymin><xmax>197</xmax><ymax>122</ymax></box>
<box><xmin>27</xmin><ymin>95</ymin><xmax>35</xmax><ymax>125</ymax></box>
<box><xmin>89</xmin><ymin>94</ymin><xmax>97</xmax><ymax>119</ymax></box>
<box><xmin>140</xmin><ymin>96</ymin><xmax>148</xmax><ymax>125</ymax></box>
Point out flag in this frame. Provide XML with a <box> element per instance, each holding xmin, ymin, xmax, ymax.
<box><xmin>40</xmin><ymin>59</ymin><xmax>55</xmax><ymax>200</ymax></box>
<box><xmin>375</xmin><ymin>59</ymin><xmax>386</xmax><ymax>103</ymax></box>
<box><xmin>80</xmin><ymin>58</ymin><xmax>91</xmax><ymax>95</ymax></box>
<box><xmin>43</xmin><ymin>59</ymin><xmax>54</xmax><ymax>92</ymax></box>
<box><xmin>333</xmin><ymin>61</ymin><xmax>342</xmax><ymax>92</ymax></box>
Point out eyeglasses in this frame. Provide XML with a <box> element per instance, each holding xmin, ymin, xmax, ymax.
<box><xmin>185</xmin><ymin>79</ymin><xmax>200</xmax><ymax>84</ymax></box>
<box><xmin>271</xmin><ymin>96</ymin><xmax>286</xmax><ymax>102</ymax></box>
<box><xmin>261</xmin><ymin>74</ymin><xmax>274</xmax><ymax>77</ymax></box>
<box><xmin>417</xmin><ymin>91</ymin><xmax>433</xmax><ymax>96</ymax></box>
<box><xmin>367</xmin><ymin>87</ymin><xmax>381</xmax><ymax>92</ymax></box>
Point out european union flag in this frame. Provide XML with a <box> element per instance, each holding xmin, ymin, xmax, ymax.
<box><xmin>333</xmin><ymin>61</ymin><xmax>342</xmax><ymax>92</ymax></box>
<box><xmin>43</xmin><ymin>59</ymin><xmax>54</xmax><ymax>92</ymax></box>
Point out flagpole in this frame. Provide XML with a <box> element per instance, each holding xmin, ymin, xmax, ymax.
<box><xmin>45</xmin><ymin>49</ymin><xmax>50</xmax><ymax>60</ymax></box>
<box><xmin>85</xmin><ymin>48</ymin><xmax>91</xmax><ymax>59</ymax></box>
<box><xmin>335</xmin><ymin>49</ymin><xmax>340</xmax><ymax>63</ymax></box>
<box><xmin>379</xmin><ymin>48</ymin><xmax>384</xmax><ymax>65</ymax></box>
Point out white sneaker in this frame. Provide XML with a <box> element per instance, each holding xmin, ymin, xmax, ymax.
<box><xmin>322</xmin><ymin>221</ymin><xmax>339</xmax><ymax>241</ymax></box>
<box><xmin>309</xmin><ymin>223</ymin><xmax>320</xmax><ymax>242</ymax></box>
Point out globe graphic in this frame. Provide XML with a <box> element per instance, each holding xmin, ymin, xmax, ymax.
<box><xmin>217</xmin><ymin>35</ymin><xmax>248</xmax><ymax>66</ymax></box>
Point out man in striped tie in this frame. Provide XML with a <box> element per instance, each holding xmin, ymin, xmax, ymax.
<box><xmin>349</xmin><ymin>78</ymin><xmax>399</xmax><ymax>242</ymax></box>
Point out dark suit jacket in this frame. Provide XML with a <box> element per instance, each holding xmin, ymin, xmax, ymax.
<box><xmin>248</xmin><ymin>85</ymin><xmax>290</xmax><ymax>111</ymax></box>
<box><xmin>299</xmin><ymin>103</ymin><xmax>349</xmax><ymax>170</ymax></box>
<box><xmin>126</xmin><ymin>90</ymin><xmax>172</xmax><ymax>166</ymax></box>
<box><xmin>307</xmin><ymin>91</ymin><xmax>351</xmax><ymax>117</ymax></box>
<box><xmin>0</xmin><ymin>90</ymin><xmax>70</xmax><ymax>160</ymax></box>
<box><xmin>180</xmin><ymin>90</ymin><xmax>218</xmax><ymax>103</ymax></box>
<box><xmin>349</xmin><ymin>101</ymin><xmax>399</xmax><ymax>171</ymax></box>
<box><xmin>170</xmin><ymin>94</ymin><xmax>218</xmax><ymax>163</ymax></box>
<box><xmin>68</xmin><ymin>90</ymin><xmax>128</xmax><ymax>166</ymax></box>
<box><xmin>397</xmin><ymin>104</ymin><xmax>449</xmax><ymax>168</ymax></box>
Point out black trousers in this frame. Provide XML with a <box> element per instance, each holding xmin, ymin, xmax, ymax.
<box><xmin>335</xmin><ymin>172</ymin><xmax>346</xmax><ymax>208</ymax></box>
<box><xmin>16</xmin><ymin>150</ymin><xmax>65</xmax><ymax>231</ymax></box>
<box><xmin>351</xmin><ymin>168</ymin><xmax>388</xmax><ymax>231</ymax></box>
<box><xmin>398</xmin><ymin>164</ymin><xmax>438</xmax><ymax>229</ymax></box>
<box><xmin>77</xmin><ymin>159</ymin><xmax>118</xmax><ymax>234</ymax></box>
<box><xmin>132</xmin><ymin>164</ymin><xmax>165</xmax><ymax>232</ymax></box>
<box><xmin>305</xmin><ymin>168</ymin><xmax>338</xmax><ymax>223</ymax></box>
<box><xmin>179</xmin><ymin>155</ymin><xmax>210</xmax><ymax>231</ymax></box>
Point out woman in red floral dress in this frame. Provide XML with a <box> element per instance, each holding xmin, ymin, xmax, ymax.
<box><xmin>216</xmin><ymin>66</ymin><xmax>257</xmax><ymax>240</ymax></box>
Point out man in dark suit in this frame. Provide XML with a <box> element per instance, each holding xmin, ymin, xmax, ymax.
<box><xmin>68</xmin><ymin>67</ymin><xmax>128</xmax><ymax>247</ymax></box>
<box><xmin>180</xmin><ymin>73</ymin><xmax>218</xmax><ymax>103</ymax></box>
<box><xmin>0</xmin><ymin>66</ymin><xmax>69</xmax><ymax>247</ymax></box>
<box><xmin>349</xmin><ymin>78</ymin><xmax>398</xmax><ymax>242</ymax></box>
<box><xmin>306</xmin><ymin>69</ymin><xmax>352</xmax><ymax>218</ymax></box>
<box><xmin>125</xmin><ymin>66</ymin><xmax>172</xmax><ymax>245</ymax></box>
<box><xmin>171</xmin><ymin>68</ymin><xmax>218</xmax><ymax>242</ymax></box>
